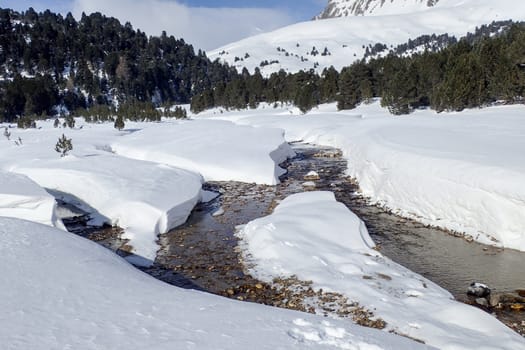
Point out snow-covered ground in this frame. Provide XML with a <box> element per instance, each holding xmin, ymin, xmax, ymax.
<box><xmin>0</xmin><ymin>216</ymin><xmax>432</xmax><ymax>350</ymax></box>
<box><xmin>209</xmin><ymin>0</ymin><xmax>525</xmax><ymax>75</ymax></box>
<box><xmin>1</xmin><ymin>103</ymin><xmax>524</xmax><ymax>348</ymax></box>
<box><xmin>10</xmin><ymin>154</ymin><xmax>203</xmax><ymax>266</ymax></box>
<box><xmin>195</xmin><ymin>101</ymin><xmax>525</xmax><ymax>252</ymax></box>
<box><xmin>236</xmin><ymin>191</ymin><xmax>525</xmax><ymax>350</ymax></box>
<box><xmin>0</xmin><ymin>118</ymin><xmax>291</xmax><ymax>264</ymax></box>
<box><xmin>111</xmin><ymin>119</ymin><xmax>294</xmax><ymax>185</ymax></box>
<box><xmin>0</xmin><ymin>171</ymin><xmax>63</xmax><ymax>229</ymax></box>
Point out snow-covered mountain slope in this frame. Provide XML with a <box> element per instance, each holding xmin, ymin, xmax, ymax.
<box><xmin>315</xmin><ymin>0</ymin><xmax>440</xmax><ymax>19</ymax></box>
<box><xmin>209</xmin><ymin>0</ymin><xmax>524</xmax><ymax>76</ymax></box>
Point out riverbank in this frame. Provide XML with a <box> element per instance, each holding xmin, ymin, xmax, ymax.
<box><xmin>196</xmin><ymin>101</ymin><xmax>525</xmax><ymax>252</ymax></box>
<box><xmin>60</xmin><ymin>143</ymin><xmax>525</xmax><ymax>340</ymax></box>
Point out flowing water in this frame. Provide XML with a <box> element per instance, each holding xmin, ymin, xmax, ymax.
<box><xmin>59</xmin><ymin>143</ymin><xmax>525</xmax><ymax>335</ymax></box>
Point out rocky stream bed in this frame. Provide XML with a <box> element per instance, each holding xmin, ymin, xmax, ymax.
<box><xmin>60</xmin><ymin>143</ymin><xmax>525</xmax><ymax>337</ymax></box>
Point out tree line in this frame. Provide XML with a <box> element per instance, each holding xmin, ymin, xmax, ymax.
<box><xmin>192</xmin><ymin>21</ymin><xmax>525</xmax><ymax>115</ymax></box>
<box><xmin>1</xmin><ymin>7</ymin><xmax>524</xmax><ymax>122</ymax></box>
<box><xmin>0</xmin><ymin>7</ymin><xmax>236</xmax><ymax>122</ymax></box>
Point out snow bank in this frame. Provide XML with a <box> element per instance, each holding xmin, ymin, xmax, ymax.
<box><xmin>9</xmin><ymin>154</ymin><xmax>202</xmax><ymax>265</ymax></box>
<box><xmin>206</xmin><ymin>102</ymin><xmax>525</xmax><ymax>252</ymax></box>
<box><xmin>112</xmin><ymin>119</ymin><xmax>294</xmax><ymax>185</ymax></box>
<box><xmin>237</xmin><ymin>192</ymin><xmax>525</xmax><ymax>350</ymax></box>
<box><xmin>0</xmin><ymin>171</ymin><xmax>63</xmax><ymax>229</ymax></box>
<box><xmin>0</xmin><ymin>217</ymin><xmax>431</xmax><ymax>350</ymax></box>
<box><xmin>0</xmin><ymin>117</ymin><xmax>295</xmax><ymax>264</ymax></box>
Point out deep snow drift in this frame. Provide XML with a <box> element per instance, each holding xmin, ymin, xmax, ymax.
<box><xmin>237</xmin><ymin>191</ymin><xmax>525</xmax><ymax>350</ymax></box>
<box><xmin>111</xmin><ymin>119</ymin><xmax>294</xmax><ymax>185</ymax></box>
<box><xmin>9</xmin><ymin>154</ymin><xmax>203</xmax><ymax>265</ymax></box>
<box><xmin>0</xmin><ymin>171</ymin><xmax>63</xmax><ymax>229</ymax></box>
<box><xmin>209</xmin><ymin>0</ymin><xmax>525</xmax><ymax>75</ymax></box>
<box><xmin>195</xmin><ymin>102</ymin><xmax>525</xmax><ymax>252</ymax></box>
<box><xmin>0</xmin><ymin>217</ymin><xmax>431</xmax><ymax>350</ymax></box>
<box><xmin>0</xmin><ymin>117</ymin><xmax>292</xmax><ymax>264</ymax></box>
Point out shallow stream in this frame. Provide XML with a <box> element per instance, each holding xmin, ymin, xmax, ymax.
<box><xmin>60</xmin><ymin>143</ymin><xmax>525</xmax><ymax>335</ymax></box>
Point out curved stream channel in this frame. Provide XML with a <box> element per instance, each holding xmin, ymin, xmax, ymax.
<box><xmin>60</xmin><ymin>143</ymin><xmax>524</xmax><ymax>336</ymax></box>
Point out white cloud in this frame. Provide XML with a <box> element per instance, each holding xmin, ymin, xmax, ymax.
<box><xmin>72</xmin><ymin>0</ymin><xmax>294</xmax><ymax>51</ymax></box>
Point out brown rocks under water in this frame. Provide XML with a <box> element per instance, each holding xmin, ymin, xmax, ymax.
<box><xmin>60</xmin><ymin>144</ymin><xmax>525</xmax><ymax>338</ymax></box>
<box><xmin>468</xmin><ymin>290</ymin><xmax>525</xmax><ymax>335</ymax></box>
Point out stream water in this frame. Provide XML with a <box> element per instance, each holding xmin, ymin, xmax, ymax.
<box><xmin>59</xmin><ymin>143</ymin><xmax>525</xmax><ymax>335</ymax></box>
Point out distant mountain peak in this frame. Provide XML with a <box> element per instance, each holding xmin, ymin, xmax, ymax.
<box><xmin>314</xmin><ymin>0</ymin><xmax>441</xmax><ymax>19</ymax></box>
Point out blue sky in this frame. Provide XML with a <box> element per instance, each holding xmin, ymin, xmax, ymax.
<box><xmin>1</xmin><ymin>0</ymin><xmax>326</xmax><ymax>49</ymax></box>
<box><xmin>179</xmin><ymin>0</ymin><xmax>325</xmax><ymax>21</ymax></box>
<box><xmin>2</xmin><ymin>0</ymin><xmax>324</xmax><ymax>21</ymax></box>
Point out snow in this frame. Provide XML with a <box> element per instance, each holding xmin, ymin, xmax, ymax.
<box><xmin>1</xmin><ymin>2</ymin><xmax>523</xmax><ymax>345</ymax></box>
<box><xmin>0</xmin><ymin>96</ymin><xmax>523</xmax><ymax>348</ymax></box>
<box><xmin>304</xmin><ymin>170</ymin><xmax>320</xmax><ymax>180</ymax></box>
<box><xmin>111</xmin><ymin>119</ymin><xmax>295</xmax><ymax>185</ymax></box>
<box><xmin>236</xmin><ymin>191</ymin><xmax>525</xmax><ymax>350</ymax></box>
<box><xmin>0</xmin><ymin>171</ymin><xmax>63</xmax><ymax>229</ymax></box>
<box><xmin>317</xmin><ymin>0</ymin><xmax>443</xmax><ymax>18</ymax></box>
<box><xmin>302</xmin><ymin>181</ymin><xmax>317</xmax><ymax>188</ymax></box>
<box><xmin>209</xmin><ymin>0</ymin><xmax>525</xmax><ymax>75</ymax></box>
<box><xmin>212</xmin><ymin>207</ymin><xmax>225</xmax><ymax>217</ymax></box>
<box><xmin>0</xmin><ymin>217</ymin><xmax>431</xmax><ymax>350</ymax></box>
<box><xmin>0</xmin><ymin>117</ymin><xmax>293</xmax><ymax>265</ymax></box>
<box><xmin>195</xmin><ymin>101</ymin><xmax>525</xmax><ymax>252</ymax></box>
<box><xmin>9</xmin><ymin>154</ymin><xmax>203</xmax><ymax>266</ymax></box>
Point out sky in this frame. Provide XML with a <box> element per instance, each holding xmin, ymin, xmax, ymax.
<box><xmin>1</xmin><ymin>0</ymin><xmax>327</xmax><ymax>50</ymax></box>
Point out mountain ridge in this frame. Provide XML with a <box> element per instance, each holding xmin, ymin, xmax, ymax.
<box><xmin>209</xmin><ymin>0</ymin><xmax>524</xmax><ymax>76</ymax></box>
<box><xmin>315</xmin><ymin>0</ymin><xmax>441</xmax><ymax>19</ymax></box>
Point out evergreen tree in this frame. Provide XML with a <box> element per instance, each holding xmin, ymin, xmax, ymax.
<box><xmin>432</xmin><ymin>52</ymin><xmax>485</xmax><ymax>112</ymax></box>
<box><xmin>17</xmin><ymin>116</ymin><xmax>36</xmax><ymax>129</ymax></box>
<box><xmin>337</xmin><ymin>66</ymin><xmax>361</xmax><ymax>110</ymax></box>
<box><xmin>65</xmin><ymin>115</ymin><xmax>75</xmax><ymax>128</ymax></box>
<box><xmin>320</xmin><ymin>67</ymin><xmax>339</xmax><ymax>103</ymax></box>
<box><xmin>114</xmin><ymin>114</ymin><xmax>125</xmax><ymax>130</ymax></box>
<box><xmin>55</xmin><ymin>134</ymin><xmax>72</xmax><ymax>157</ymax></box>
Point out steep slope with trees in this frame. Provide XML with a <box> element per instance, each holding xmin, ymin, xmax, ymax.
<box><xmin>0</xmin><ymin>8</ymin><xmax>237</xmax><ymax>122</ymax></box>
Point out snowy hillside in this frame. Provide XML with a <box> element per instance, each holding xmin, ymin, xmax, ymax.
<box><xmin>315</xmin><ymin>0</ymin><xmax>441</xmax><ymax>19</ymax></box>
<box><xmin>209</xmin><ymin>0</ymin><xmax>525</xmax><ymax>75</ymax></box>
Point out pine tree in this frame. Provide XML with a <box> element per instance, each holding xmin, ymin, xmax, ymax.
<box><xmin>55</xmin><ymin>134</ymin><xmax>73</xmax><ymax>157</ymax></box>
<box><xmin>65</xmin><ymin>115</ymin><xmax>75</xmax><ymax>128</ymax></box>
<box><xmin>337</xmin><ymin>67</ymin><xmax>360</xmax><ymax>110</ymax></box>
<box><xmin>114</xmin><ymin>115</ymin><xmax>125</xmax><ymax>130</ymax></box>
